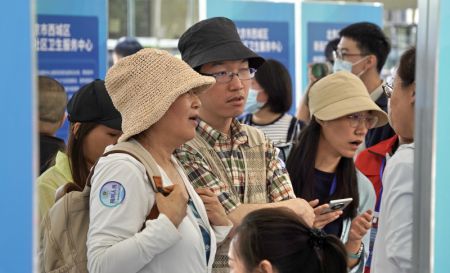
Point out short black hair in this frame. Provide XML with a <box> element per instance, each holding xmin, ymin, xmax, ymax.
<box><xmin>254</xmin><ymin>59</ymin><xmax>292</xmax><ymax>113</ymax></box>
<box><xmin>339</xmin><ymin>22</ymin><xmax>391</xmax><ymax>73</ymax></box>
<box><xmin>114</xmin><ymin>37</ymin><xmax>143</xmax><ymax>58</ymax></box>
<box><xmin>325</xmin><ymin>38</ymin><xmax>340</xmax><ymax>64</ymax></box>
<box><xmin>397</xmin><ymin>47</ymin><xmax>415</xmax><ymax>87</ymax></box>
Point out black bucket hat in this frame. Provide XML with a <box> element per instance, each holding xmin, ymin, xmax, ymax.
<box><xmin>178</xmin><ymin>17</ymin><xmax>265</xmax><ymax>70</ymax></box>
<box><xmin>67</xmin><ymin>79</ymin><xmax>122</xmax><ymax>131</ymax></box>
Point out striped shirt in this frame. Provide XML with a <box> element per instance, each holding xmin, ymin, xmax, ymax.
<box><xmin>241</xmin><ymin>113</ymin><xmax>295</xmax><ymax>144</ymax></box>
<box><xmin>174</xmin><ymin>119</ymin><xmax>295</xmax><ymax>213</ymax></box>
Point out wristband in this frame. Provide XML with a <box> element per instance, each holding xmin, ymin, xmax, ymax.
<box><xmin>348</xmin><ymin>242</ymin><xmax>364</xmax><ymax>260</ymax></box>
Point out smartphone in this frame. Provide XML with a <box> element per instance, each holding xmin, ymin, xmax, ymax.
<box><xmin>311</xmin><ymin>62</ymin><xmax>330</xmax><ymax>79</ymax></box>
<box><xmin>320</xmin><ymin>198</ymin><xmax>353</xmax><ymax>215</ymax></box>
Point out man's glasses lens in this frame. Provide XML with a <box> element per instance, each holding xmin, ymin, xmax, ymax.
<box><xmin>203</xmin><ymin>68</ymin><xmax>257</xmax><ymax>83</ymax></box>
<box><xmin>382</xmin><ymin>83</ymin><xmax>393</xmax><ymax>98</ymax></box>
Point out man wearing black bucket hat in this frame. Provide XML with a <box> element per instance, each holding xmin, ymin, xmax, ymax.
<box><xmin>175</xmin><ymin>17</ymin><xmax>314</xmax><ymax>272</ymax></box>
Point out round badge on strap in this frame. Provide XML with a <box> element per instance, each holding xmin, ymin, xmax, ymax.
<box><xmin>99</xmin><ymin>181</ymin><xmax>126</xmax><ymax>207</ymax></box>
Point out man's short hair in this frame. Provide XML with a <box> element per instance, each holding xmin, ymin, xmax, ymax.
<box><xmin>39</xmin><ymin>76</ymin><xmax>67</xmax><ymax>123</ymax></box>
<box><xmin>114</xmin><ymin>37</ymin><xmax>143</xmax><ymax>58</ymax></box>
<box><xmin>339</xmin><ymin>22</ymin><xmax>391</xmax><ymax>73</ymax></box>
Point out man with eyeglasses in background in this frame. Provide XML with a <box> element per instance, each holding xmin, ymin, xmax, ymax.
<box><xmin>334</xmin><ymin>22</ymin><xmax>395</xmax><ymax>150</ymax></box>
<box><xmin>174</xmin><ymin>17</ymin><xmax>314</xmax><ymax>273</ymax></box>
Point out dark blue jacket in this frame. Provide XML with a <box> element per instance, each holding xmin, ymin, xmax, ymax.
<box><xmin>365</xmin><ymin>92</ymin><xmax>396</xmax><ymax>148</ymax></box>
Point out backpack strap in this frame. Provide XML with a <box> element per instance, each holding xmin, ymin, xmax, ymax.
<box><xmin>85</xmin><ymin>141</ymin><xmax>162</xmax><ymax>193</ymax></box>
<box><xmin>240</xmin><ymin>113</ymin><xmax>253</xmax><ymax>125</ymax></box>
<box><xmin>86</xmin><ymin>141</ymin><xmax>168</xmax><ymax>225</ymax></box>
<box><xmin>286</xmin><ymin>116</ymin><xmax>298</xmax><ymax>142</ymax></box>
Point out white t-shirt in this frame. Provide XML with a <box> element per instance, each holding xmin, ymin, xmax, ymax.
<box><xmin>371</xmin><ymin>143</ymin><xmax>414</xmax><ymax>273</ymax></box>
<box><xmin>87</xmin><ymin>146</ymin><xmax>230</xmax><ymax>273</ymax></box>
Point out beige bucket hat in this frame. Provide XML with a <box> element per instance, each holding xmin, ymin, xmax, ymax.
<box><xmin>105</xmin><ymin>48</ymin><xmax>215</xmax><ymax>142</ymax></box>
<box><xmin>308</xmin><ymin>71</ymin><xmax>388</xmax><ymax>128</ymax></box>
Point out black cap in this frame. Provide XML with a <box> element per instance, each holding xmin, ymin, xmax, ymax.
<box><xmin>178</xmin><ymin>17</ymin><xmax>265</xmax><ymax>69</ymax></box>
<box><xmin>67</xmin><ymin>79</ymin><xmax>122</xmax><ymax>130</ymax></box>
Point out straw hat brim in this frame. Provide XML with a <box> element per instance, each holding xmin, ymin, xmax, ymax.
<box><xmin>313</xmin><ymin>95</ymin><xmax>388</xmax><ymax>128</ymax></box>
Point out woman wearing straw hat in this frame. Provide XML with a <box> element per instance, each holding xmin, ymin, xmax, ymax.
<box><xmin>286</xmin><ymin>71</ymin><xmax>387</xmax><ymax>272</ymax></box>
<box><xmin>87</xmin><ymin>49</ymin><xmax>232</xmax><ymax>273</ymax></box>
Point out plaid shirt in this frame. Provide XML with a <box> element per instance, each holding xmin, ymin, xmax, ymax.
<box><xmin>175</xmin><ymin>119</ymin><xmax>295</xmax><ymax>213</ymax></box>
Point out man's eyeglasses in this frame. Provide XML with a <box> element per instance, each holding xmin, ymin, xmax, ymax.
<box><xmin>382</xmin><ymin>83</ymin><xmax>393</xmax><ymax>98</ymax></box>
<box><xmin>346</xmin><ymin>114</ymin><xmax>379</xmax><ymax>129</ymax></box>
<box><xmin>333</xmin><ymin>50</ymin><xmax>366</xmax><ymax>60</ymax></box>
<box><xmin>201</xmin><ymin>68</ymin><xmax>257</xmax><ymax>84</ymax></box>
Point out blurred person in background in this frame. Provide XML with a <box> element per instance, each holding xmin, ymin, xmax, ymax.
<box><xmin>112</xmin><ymin>36</ymin><xmax>143</xmax><ymax>64</ymax></box>
<box><xmin>38</xmin><ymin>76</ymin><xmax>67</xmax><ymax>174</ymax></box>
<box><xmin>296</xmin><ymin>38</ymin><xmax>337</xmax><ymax>125</ymax></box>
<box><xmin>241</xmin><ymin>59</ymin><xmax>303</xmax><ymax>161</ymax></box>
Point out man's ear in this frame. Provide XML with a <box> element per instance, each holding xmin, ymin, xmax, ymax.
<box><xmin>365</xmin><ymin>54</ymin><xmax>377</xmax><ymax>71</ymax></box>
<box><xmin>257</xmin><ymin>260</ymin><xmax>274</xmax><ymax>273</ymax></box>
<box><xmin>410</xmin><ymin>82</ymin><xmax>416</xmax><ymax>105</ymax></box>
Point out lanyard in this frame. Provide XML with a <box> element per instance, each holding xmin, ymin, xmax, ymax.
<box><xmin>329</xmin><ymin>176</ymin><xmax>337</xmax><ymax>196</ymax></box>
<box><xmin>375</xmin><ymin>158</ymin><xmax>386</xmax><ymax>212</ymax></box>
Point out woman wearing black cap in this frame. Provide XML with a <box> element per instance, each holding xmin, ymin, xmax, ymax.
<box><xmin>37</xmin><ymin>79</ymin><xmax>122</xmax><ymax>220</ymax></box>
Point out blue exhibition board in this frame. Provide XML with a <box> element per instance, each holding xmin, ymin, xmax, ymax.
<box><xmin>0</xmin><ymin>2</ymin><xmax>34</xmax><ymax>272</ymax></box>
<box><xmin>435</xmin><ymin>0</ymin><xmax>450</xmax><ymax>271</ymax></box>
<box><xmin>301</xmin><ymin>2</ymin><xmax>383</xmax><ymax>92</ymax></box>
<box><xmin>37</xmin><ymin>0</ymin><xmax>107</xmax><ymax>141</ymax></box>
<box><xmin>206</xmin><ymin>0</ymin><xmax>296</xmax><ymax>114</ymax></box>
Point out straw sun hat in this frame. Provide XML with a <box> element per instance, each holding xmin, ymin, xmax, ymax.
<box><xmin>308</xmin><ymin>71</ymin><xmax>388</xmax><ymax>128</ymax></box>
<box><xmin>105</xmin><ymin>48</ymin><xmax>215</xmax><ymax>142</ymax></box>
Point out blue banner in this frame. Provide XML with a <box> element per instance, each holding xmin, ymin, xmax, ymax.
<box><xmin>37</xmin><ymin>15</ymin><xmax>99</xmax><ymax>140</ymax></box>
<box><xmin>235</xmin><ymin>21</ymin><xmax>290</xmax><ymax>76</ymax></box>
<box><xmin>307</xmin><ymin>22</ymin><xmax>350</xmax><ymax>63</ymax></box>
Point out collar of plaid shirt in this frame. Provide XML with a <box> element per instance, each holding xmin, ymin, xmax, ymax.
<box><xmin>196</xmin><ymin>118</ymin><xmax>249</xmax><ymax>147</ymax></box>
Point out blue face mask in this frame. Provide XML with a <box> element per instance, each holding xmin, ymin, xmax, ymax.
<box><xmin>333</xmin><ymin>59</ymin><xmax>353</xmax><ymax>73</ymax></box>
<box><xmin>244</xmin><ymin>89</ymin><xmax>264</xmax><ymax>113</ymax></box>
<box><xmin>333</xmin><ymin>56</ymin><xmax>369</xmax><ymax>76</ymax></box>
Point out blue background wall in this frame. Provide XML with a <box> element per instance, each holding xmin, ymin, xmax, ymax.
<box><xmin>0</xmin><ymin>1</ymin><xmax>35</xmax><ymax>272</ymax></box>
<box><xmin>37</xmin><ymin>0</ymin><xmax>108</xmax><ymax>141</ymax></box>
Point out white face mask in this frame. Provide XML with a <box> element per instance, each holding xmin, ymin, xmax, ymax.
<box><xmin>244</xmin><ymin>89</ymin><xmax>264</xmax><ymax>114</ymax></box>
<box><xmin>333</xmin><ymin>56</ymin><xmax>368</xmax><ymax>77</ymax></box>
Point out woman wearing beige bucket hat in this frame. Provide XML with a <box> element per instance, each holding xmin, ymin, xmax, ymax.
<box><xmin>86</xmin><ymin>49</ymin><xmax>232</xmax><ymax>273</ymax></box>
<box><xmin>286</xmin><ymin>71</ymin><xmax>388</xmax><ymax>272</ymax></box>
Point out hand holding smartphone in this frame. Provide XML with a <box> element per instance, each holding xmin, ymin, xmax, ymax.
<box><xmin>320</xmin><ymin>198</ymin><xmax>353</xmax><ymax>215</ymax></box>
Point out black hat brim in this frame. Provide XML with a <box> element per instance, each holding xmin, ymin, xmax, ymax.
<box><xmin>97</xmin><ymin>116</ymin><xmax>122</xmax><ymax>131</ymax></box>
<box><xmin>186</xmin><ymin>40</ymin><xmax>265</xmax><ymax>70</ymax></box>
